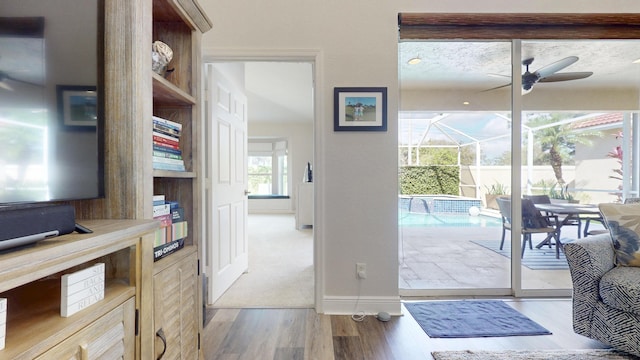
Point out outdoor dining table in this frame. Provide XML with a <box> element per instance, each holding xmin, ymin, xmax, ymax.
<box><xmin>533</xmin><ymin>202</ymin><xmax>603</xmax><ymax>250</ymax></box>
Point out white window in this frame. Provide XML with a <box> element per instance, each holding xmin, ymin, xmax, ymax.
<box><xmin>248</xmin><ymin>138</ymin><xmax>288</xmax><ymax>197</ymax></box>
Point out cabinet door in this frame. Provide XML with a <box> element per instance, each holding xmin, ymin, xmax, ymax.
<box><xmin>154</xmin><ymin>252</ymin><xmax>199</xmax><ymax>360</ymax></box>
<box><xmin>36</xmin><ymin>297</ymin><xmax>135</xmax><ymax>360</ymax></box>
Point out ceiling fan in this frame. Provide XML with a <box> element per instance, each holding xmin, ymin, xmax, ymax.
<box><xmin>484</xmin><ymin>56</ymin><xmax>593</xmax><ymax>93</ymax></box>
<box><xmin>0</xmin><ymin>70</ymin><xmax>43</xmax><ymax>91</ymax></box>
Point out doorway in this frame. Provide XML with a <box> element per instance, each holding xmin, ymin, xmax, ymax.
<box><xmin>202</xmin><ymin>59</ymin><xmax>317</xmax><ymax>308</ymax></box>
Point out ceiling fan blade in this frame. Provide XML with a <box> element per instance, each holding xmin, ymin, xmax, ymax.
<box><xmin>0</xmin><ymin>81</ymin><xmax>14</xmax><ymax>91</ymax></box>
<box><xmin>6</xmin><ymin>74</ymin><xmax>43</xmax><ymax>87</ymax></box>
<box><xmin>534</xmin><ymin>56</ymin><xmax>579</xmax><ymax>78</ymax></box>
<box><xmin>480</xmin><ymin>83</ymin><xmax>511</xmax><ymax>92</ymax></box>
<box><xmin>538</xmin><ymin>71</ymin><xmax>593</xmax><ymax>83</ymax></box>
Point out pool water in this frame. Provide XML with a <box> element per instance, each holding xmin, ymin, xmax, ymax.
<box><xmin>399</xmin><ymin>212</ymin><xmax>501</xmax><ymax>227</ymax></box>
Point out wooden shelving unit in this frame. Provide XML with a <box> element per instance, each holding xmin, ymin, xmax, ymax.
<box><xmin>0</xmin><ymin>220</ymin><xmax>157</xmax><ymax>360</ymax></box>
<box><xmin>68</xmin><ymin>0</ymin><xmax>211</xmax><ymax>358</ymax></box>
<box><xmin>149</xmin><ymin>0</ymin><xmax>211</xmax><ymax>358</ymax></box>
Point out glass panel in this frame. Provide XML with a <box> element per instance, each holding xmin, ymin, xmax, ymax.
<box><xmin>520</xmin><ymin>40</ymin><xmax>640</xmax><ymax>290</ymax></box>
<box><xmin>248</xmin><ymin>155</ymin><xmax>272</xmax><ymax>195</ymax></box>
<box><xmin>398</xmin><ymin>41</ymin><xmax>513</xmax><ymax>293</ymax></box>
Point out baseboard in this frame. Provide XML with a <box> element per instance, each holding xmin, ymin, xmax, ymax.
<box><xmin>321</xmin><ymin>295</ymin><xmax>401</xmax><ymax>316</ymax></box>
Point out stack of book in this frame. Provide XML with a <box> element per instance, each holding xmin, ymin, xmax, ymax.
<box><xmin>152</xmin><ymin>116</ymin><xmax>185</xmax><ymax>172</ymax></box>
<box><xmin>152</xmin><ymin>195</ymin><xmax>187</xmax><ymax>261</ymax></box>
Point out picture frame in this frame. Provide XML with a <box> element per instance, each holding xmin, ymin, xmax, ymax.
<box><xmin>334</xmin><ymin>87</ymin><xmax>387</xmax><ymax>131</ymax></box>
<box><xmin>57</xmin><ymin>85</ymin><xmax>97</xmax><ymax>128</ymax></box>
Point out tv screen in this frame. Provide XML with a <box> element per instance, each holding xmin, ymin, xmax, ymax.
<box><xmin>0</xmin><ymin>0</ymin><xmax>104</xmax><ymax>205</ymax></box>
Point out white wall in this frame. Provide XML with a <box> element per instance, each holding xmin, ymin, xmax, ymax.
<box><xmin>199</xmin><ymin>0</ymin><xmax>640</xmax><ymax>314</ymax></box>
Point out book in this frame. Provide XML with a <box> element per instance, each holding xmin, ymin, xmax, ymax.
<box><xmin>153</xmin><ymin>194</ymin><xmax>165</xmax><ymax>206</ymax></box>
<box><xmin>153</xmin><ymin>150</ymin><xmax>183</xmax><ymax>160</ymax></box>
<box><xmin>153</xmin><ymin>131</ymin><xmax>180</xmax><ymax>147</ymax></box>
<box><xmin>152</xmin><ymin>156</ymin><xmax>185</xmax><ymax>166</ymax></box>
<box><xmin>153</xmin><ymin>144</ymin><xmax>182</xmax><ymax>156</ymax></box>
<box><xmin>153</xmin><ymin>213</ymin><xmax>173</xmax><ymax>246</ymax></box>
<box><xmin>153</xmin><ymin>140</ymin><xmax>180</xmax><ymax>150</ymax></box>
<box><xmin>153</xmin><ymin>122</ymin><xmax>181</xmax><ymax>138</ymax></box>
<box><xmin>153</xmin><ymin>161</ymin><xmax>186</xmax><ymax>172</ymax></box>
<box><xmin>153</xmin><ymin>203</ymin><xmax>171</xmax><ymax>217</ymax></box>
<box><xmin>172</xmin><ymin>221</ymin><xmax>188</xmax><ymax>241</ymax></box>
<box><xmin>152</xmin><ymin>115</ymin><xmax>182</xmax><ymax>132</ymax></box>
<box><xmin>172</xmin><ymin>207</ymin><xmax>185</xmax><ymax>222</ymax></box>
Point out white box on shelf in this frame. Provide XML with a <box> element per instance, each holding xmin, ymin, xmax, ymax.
<box><xmin>61</xmin><ymin>263</ymin><xmax>105</xmax><ymax>317</ymax></box>
<box><xmin>0</xmin><ymin>298</ymin><xmax>6</xmax><ymax>350</ymax></box>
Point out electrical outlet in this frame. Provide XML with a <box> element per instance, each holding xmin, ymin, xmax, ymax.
<box><xmin>356</xmin><ymin>263</ymin><xmax>367</xmax><ymax>279</ymax></box>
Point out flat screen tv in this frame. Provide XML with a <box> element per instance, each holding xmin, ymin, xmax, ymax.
<box><xmin>0</xmin><ymin>0</ymin><xmax>104</xmax><ymax>205</ymax></box>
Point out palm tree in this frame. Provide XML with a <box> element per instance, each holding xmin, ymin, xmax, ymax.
<box><xmin>526</xmin><ymin>113</ymin><xmax>602</xmax><ymax>186</ymax></box>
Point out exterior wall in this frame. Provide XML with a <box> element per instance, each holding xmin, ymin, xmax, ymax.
<box><xmin>576</xmin><ymin>129</ymin><xmax>625</xmax><ymax>204</ymax></box>
<box><xmin>199</xmin><ymin>0</ymin><xmax>640</xmax><ymax>314</ymax></box>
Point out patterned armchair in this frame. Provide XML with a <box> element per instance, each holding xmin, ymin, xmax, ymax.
<box><xmin>564</xmin><ymin>233</ymin><xmax>640</xmax><ymax>356</ymax></box>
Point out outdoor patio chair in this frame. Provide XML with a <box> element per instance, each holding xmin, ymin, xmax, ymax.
<box><xmin>584</xmin><ymin>197</ymin><xmax>639</xmax><ymax>237</ymax></box>
<box><xmin>496</xmin><ymin>197</ymin><xmax>562</xmax><ymax>258</ymax></box>
<box><xmin>524</xmin><ymin>194</ymin><xmax>581</xmax><ymax>238</ymax></box>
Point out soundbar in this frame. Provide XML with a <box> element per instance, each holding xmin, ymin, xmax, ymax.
<box><xmin>0</xmin><ymin>204</ymin><xmax>77</xmax><ymax>251</ymax></box>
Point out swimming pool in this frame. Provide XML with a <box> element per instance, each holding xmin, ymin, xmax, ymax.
<box><xmin>399</xmin><ymin>212</ymin><xmax>501</xmax><ymax>227</ymax></box>
<box><xmin>400</xmin><ymin>195</ymin><xmax>483</xmax><ymax>214</ymax></box>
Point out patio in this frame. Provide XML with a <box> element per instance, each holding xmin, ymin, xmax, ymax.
<box><xmin>398</xmin><ymin>212</ymin><xmax>607</xmax><ymax>291</ymax></box>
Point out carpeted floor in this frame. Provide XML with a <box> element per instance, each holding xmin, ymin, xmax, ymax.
<box><xmin>471</xmin><ymin>239</ymin><xmax>570</xmax><ymax>270</ymax></box>
<box><xmin>432</xmin><ymin>349</ymin><xmax>640</xmax><ymax>360</ymax></box>
<box><xmin>212</xmin><ymin>214</ymin><xmax>314</xmax><ymax>308</ymax></box>
<box><xmin>404</xmin><ymin>300</ymin><xmax>551</xmax><ymax>338</ymax></box>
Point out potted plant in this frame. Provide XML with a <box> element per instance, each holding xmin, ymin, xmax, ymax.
<box><xmin>548</xmin><ymin>183</ymin><xmax>579</xmax><ymax>204</ymax></box>
<box><xmin>484</xmin><ymin>182</ymin><xmax>509</xmax><ymax>210</ymax></box>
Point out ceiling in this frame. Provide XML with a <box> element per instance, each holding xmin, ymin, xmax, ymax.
<box><xmin>247</xmin><ymin>40</ymin><xmax>640</xmax><ymax>124</ymax></box>
<box><xmin>399</xmin><ymin>40</ymin><xmax>640</xmax><ymax>92</ymax></box>
<box><xmin>245</xmin><ymin>62</ymin><xmax>314</xmax><ymax>124</ymax></box>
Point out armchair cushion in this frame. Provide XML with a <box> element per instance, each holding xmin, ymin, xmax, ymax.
<box><xmin>598</xmin><ymin>203</ymin><xmax>640</xmax><ymax>266</ymax></box>
<box><xmin>600</xmin><ymin>266</ymin><xmax>640</xmax><ymax>314</ymax></box>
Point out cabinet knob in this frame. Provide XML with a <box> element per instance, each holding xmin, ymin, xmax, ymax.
<box><xmin>244</xmin><ymin>190</ymin><xmax>251</xmax><ymax>196</ymax></box>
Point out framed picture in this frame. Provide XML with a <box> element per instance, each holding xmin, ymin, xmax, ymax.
<box><xmin>334</xmin><ymin>87</ymin><xmax>387</xmax><ymax>131</ymax></box>
<box><xmin>57</xmin><ymin>85</ymin><xmax>97</xmax><ymax>128</ymax></box>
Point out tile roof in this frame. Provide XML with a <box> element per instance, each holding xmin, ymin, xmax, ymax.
<box><xmin>571</xmin><ymin>113</ymin><xmax>622</xmax><ymax>129</ymax></box>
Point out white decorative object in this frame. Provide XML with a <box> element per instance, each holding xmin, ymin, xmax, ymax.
<box><xmin>0</xmin><ymin>298</ymin><xmax>6</xmax><ymax>350</ymax></box>
<box><xmin>61</xmin><ymin>263</ymin><xmax>105</xmax><ymax>317</ymax></box>
<box><xmin>296</xmin><ymin>183</ymin><xmax>314</xmax><ymax>229</ymax></box>
<box><xmin>152</xmin><ymin>40</ymin><xmax>174</xmax><ymax>76</ymax></box>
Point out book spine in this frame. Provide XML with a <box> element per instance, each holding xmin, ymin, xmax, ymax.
<box><xmin>153</xmin><ymin>140</ymin><xmax>180</xmax><ymax>150</ymax></box>
<box><xmin>153</xmin><ymin>133</ymin><xmax>180</xmax><ymax>147</ymax></box>
<box><xmin>153</xmin><ymin>150</ymin><xmax>183</xmax><ymax>160</ymax></box>
<box><xmin>153</xmin><ymin>144</ymin><xmax>182</xmax><ymax>155</ymax></box>
<box><xmin>152</xmin><ymin>115</ymin><xmax>182</xmax><ymax>131</ymax></box>
<box><xmin>153</xmin><ymin>161</ymin><xmax>186</xmax><ymax>172</ymax></box>
<box><xmin>153</xmin><ymin>123</ymin><xmax>181</xmax><ymax>138</ymax></box>
<box><xmin>153</xmin><ymin>204</ymin><xmax>171</xmax><ymax>217</ymax></box>
<box><xmin>152</xmin><ymin>156</ymin><xmax>184</xmax><ymax>165</ymax></box>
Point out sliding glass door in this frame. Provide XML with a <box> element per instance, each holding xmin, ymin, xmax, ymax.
<box><xmin>398</xmin><ymin>40</ymin><xmax>514</xmax><ymax>296</ymax></box>
<box><xmin>398</xmin><ymin>30</ymin><xmax>640</xmax><ymax>297</ymax></box>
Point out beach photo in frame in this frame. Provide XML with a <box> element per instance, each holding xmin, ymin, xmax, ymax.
<box><xmin>57</xmin><ymin>85</ymin><xmax>97</xmax><ymax>128</ymax></box>
<box><xmin>334</xmin><ymin>87</ymin><xmax>387</xmax><ymax>131</ymax></box>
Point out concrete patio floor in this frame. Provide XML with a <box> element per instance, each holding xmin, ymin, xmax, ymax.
<box><xmin>398</xmin><ymin>218</ymin><xmax>606</xmax><ymax>291</ymax></box>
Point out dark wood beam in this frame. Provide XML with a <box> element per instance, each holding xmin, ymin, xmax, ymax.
<box><xmin>398</xmin><ymin>13</ymin><xmax>640</xmax><ymax>40</ymax></box>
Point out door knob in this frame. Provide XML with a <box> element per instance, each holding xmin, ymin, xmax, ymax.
<box><xmin>244</xmin><ymin>190</ymin><xmax>251</xmax><ymax>196</ymax></box>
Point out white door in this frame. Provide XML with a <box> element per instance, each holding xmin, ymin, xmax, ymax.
<box><xmin>204</xmin><ymin>63</ymin><xmax>248</xmax><ymax>304</ymax></box>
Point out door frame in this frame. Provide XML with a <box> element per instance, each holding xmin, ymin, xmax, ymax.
<box><xmin>201</xmin><ymin>49</ymin><xmax>324</xmax><ymax>311</ymax></box>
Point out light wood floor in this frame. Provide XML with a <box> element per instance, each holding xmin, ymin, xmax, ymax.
<box><xmin>201</xmin><ymin>299</ymin><xmax>609</xmax><ymax>360</ymax></box>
